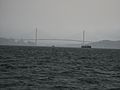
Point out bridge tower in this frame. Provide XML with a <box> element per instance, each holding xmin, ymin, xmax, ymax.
<box><xmin>81</xmin><ymin>30</ymin><xmax>92</xmax><ymax>48</ymax></box>
<box><xmin>35</xmin><ymin>28</ymin><xmax>38</xmax><ymax>46</ymax></box>
<box><xmin>83</xmin><ymin>30</ymin><xmax>85</xmax><ymax>45</ymax></box>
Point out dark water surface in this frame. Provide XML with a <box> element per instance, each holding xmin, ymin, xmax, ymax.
<box><xmin>0</xmin><ymin>46</ymin><xmax>120</xmax><ymax>90</ymax></box>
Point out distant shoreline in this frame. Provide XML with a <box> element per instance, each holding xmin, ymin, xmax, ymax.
<box><xmin>0</xmin><ymin>45</ymin><xmax>120</xmax><ymax>50</ymax></box>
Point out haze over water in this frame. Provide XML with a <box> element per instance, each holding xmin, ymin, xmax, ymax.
<box><xmin>0</xmin><ymin>0</ymin><xmax>120</xmax><ymax>42</ymax></box>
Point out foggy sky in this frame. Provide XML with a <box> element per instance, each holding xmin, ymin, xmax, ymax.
<box><xmin>0</xmin><ymin>0</ymin><xmax>120</xmax><ymax>41</ymax></box>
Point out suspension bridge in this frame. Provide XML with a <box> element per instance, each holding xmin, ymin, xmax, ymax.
<box><xmin>16</xmin><ymin>28</ymin><xmax>92</xmax><ymax>47</ymax></box>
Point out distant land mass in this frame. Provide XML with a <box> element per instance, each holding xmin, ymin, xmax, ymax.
<box><xmin>0</xmin><ymin>37</ymin><xmax>35</xmax><ymax>46</ymax></box>
<box><xmin>0</xmin><ymin>37</ymin><xmax>120</xmax><ymax>49</ymax></box>
<box><xmin>88</xmin><ymin>40</ymin><xmax>120</xmax><ymax>49</ymax></box>
<box><xmin>67</xmin><ymin>40</ymin><xmax>120</xmax><ymax>49</ymax></box>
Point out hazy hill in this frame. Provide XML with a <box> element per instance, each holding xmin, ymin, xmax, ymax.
<box><xmin>87</xmin><ymin>40</ymin><xmax>120</xmax><ymax>49</ymax></box>
<box><xmin>0</xmin><ymin>37</ymin><xmax>120</xmax><ymax>49</ymax></box>
<box><xmin>0</xmin><ymin>37</ymin><xmax>35</xmax><ymax>46</ymax></box>
<box><xmin>66</xmin><ymin>40</ymin><xmax>120</xmax><ymax>49</ymax></box>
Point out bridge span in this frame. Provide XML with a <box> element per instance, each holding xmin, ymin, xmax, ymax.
<box><xmin>15</xmin><ymin>38</ymin><xmax>92</xmax><ymax>46</ymax></box>
<box><xmin>22</xmin><ymin>39</ymin><xmax>91</xmax><ymax>42</ymax></box>
<box><xmin>15</xmin><ymin>29</ymin><xmax>92</xmax><ymax>46</ymax></box>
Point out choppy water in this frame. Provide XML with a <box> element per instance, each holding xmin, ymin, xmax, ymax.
<box><xmin>0</xmin><ymin>46</ymin><xmax>120</xmax><ymax>90</ymax></box>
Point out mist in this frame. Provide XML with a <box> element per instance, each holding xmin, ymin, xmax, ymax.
<box><xmin>0</xmin><ymin>0</ymin><xmax>120</xmax><ymax>42</ymax></box>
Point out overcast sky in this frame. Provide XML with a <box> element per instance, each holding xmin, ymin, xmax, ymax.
<box><xmin>0</xmin><ymin>0</ymin><xmax>120</xmax><ymax>41</ymax></box>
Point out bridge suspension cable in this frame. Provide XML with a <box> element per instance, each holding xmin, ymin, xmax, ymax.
<box><xmin>22</xmin><ymin>38</ymin><xmax>91</xmax><ymax>43</ymax></box>
<box><xmin>14</xmin><ymin>28</ymin><xmax>92</xmax><ymax>46</ymax></box>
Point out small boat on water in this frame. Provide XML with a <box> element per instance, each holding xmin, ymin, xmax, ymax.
<box><xmin>81</xmin><ymin>45</ymin><xmax>92</xmax><ymax>48</ymax></box>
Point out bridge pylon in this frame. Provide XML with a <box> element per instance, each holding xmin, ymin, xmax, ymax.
<box><xmin>35</xmin><ymin>28</ymin><xmax>37</xmax><ymax>46</ymax></box>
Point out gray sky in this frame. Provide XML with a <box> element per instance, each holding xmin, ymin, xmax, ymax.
<box><xmin>0</xmin><ymin>0</ymin><xmax>120</xmax><ymax>41</ymax></box>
